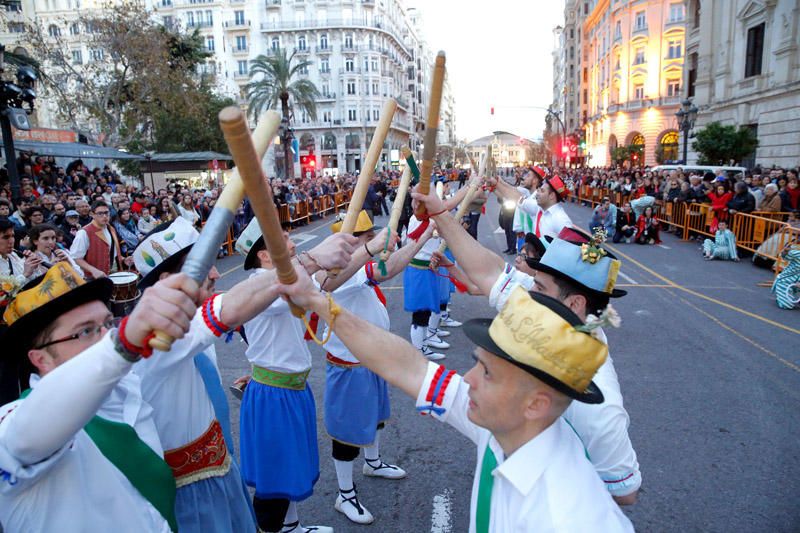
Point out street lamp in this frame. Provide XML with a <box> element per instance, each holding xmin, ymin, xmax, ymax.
<box><xmin>144</xmin><ymin>151</ymin><xmax>156</xmax><ymax>191</ymax></box>
<box><xmin>675</xmin><ymin>98</ymin><xmax>698</xmax><ymax>164</ymax></box>
<box><xmin>0</xmin><ymin>45</ymin><xmax>37</xmax><ymax>203</ymax></box>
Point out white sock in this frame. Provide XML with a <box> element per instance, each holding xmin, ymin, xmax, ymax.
<box><xmin>410</xmin><ymin>324</ymin><xmax>426</xmax><ymax>350</ymax></box>
<box><xmin>364</xmin><ymin>430</ymin><xmax>381</xmax><ymax>462</ymax></box>
<box><xmin>428</xmin><ymin>312</ymin><xmax>442</xmax><ymax>332</ymax></box>
<box><xmin>334</xmin><ymin>459</ymin><xmax>354</xmax><ymax>492</ymax></box>
<box><xmin>284</xmin><ymin>501</ymin><xmax>299</xmax><ymax>525</ymax></box>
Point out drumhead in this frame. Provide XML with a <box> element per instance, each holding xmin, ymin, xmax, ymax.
<box><xmin>109</xmin><ymin>272</ymin><xmax>139</xmax><ymax>284</ymax></box>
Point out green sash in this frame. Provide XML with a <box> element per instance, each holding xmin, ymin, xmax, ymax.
<box><xmin>20</xmin><ymin>389</ymin><xmax>178</xmax><ymax>531</ymax></box>
<box><xmin>475</xmin><ymin>444</ymin><xmax>497</xmax><ymax>533</ymax></box>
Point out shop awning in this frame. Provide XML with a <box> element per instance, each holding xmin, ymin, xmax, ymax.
<box><xmin>1</xmin><ymin>140</ymin><xmax>144</xmax><ymax>160</ymax></box>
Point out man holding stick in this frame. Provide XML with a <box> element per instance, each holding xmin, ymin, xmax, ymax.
<box><xmin>276</xmin><ymin>266</ymin><xmax>634</xmax><ymax>532</ymax></box>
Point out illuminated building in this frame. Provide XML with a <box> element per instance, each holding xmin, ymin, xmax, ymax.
<box><xmin>581</xmin><ymin>0</ymin><xmax>687</xmax><ymax>166</ymax></box>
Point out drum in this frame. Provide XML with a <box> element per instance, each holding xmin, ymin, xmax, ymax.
<box><xmin>109</xmin><ymin>272</ymin><xmax>141</xmax><ymax>317</ymax></box>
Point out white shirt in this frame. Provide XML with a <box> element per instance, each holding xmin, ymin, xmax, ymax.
<box><xmin>0</xmin><ymin>252</ymin><xmax>28</xmax><ymax>285</ymax></box>
<box><xmin>0</xmin><ymin>334</ymin><xmax>170</xmax><ymax>533</ymax></box>
<box><xmin>32</xmin><ymin>249</ymin><xmax>85</xmax><ymax>279</ymax></box>
<box><xmin>324</xmin><ymin>265</ymin><xmax>390</xmax><ymax>363</ymax></box>
<box><xmin>408</xmin><ymin>215</ymin><xmax>442</xmax><ymax>261</ymax></box>
<box><xmin>69</xmin><ymin>225</ymin><xmax>117</xmax><ymax>263</ymax></box>
<box><xmin>178</xmin><ymin>204</ymin><xmax>200</xmax><ymax>226</ymax></box>
<box><xmin>489</xmin><ymin>265</ymin><xmax>642</xmax><ymax>497</ymax></box>
<box><xmin>416</xmin><ymin>362</ymin><xmax>634</xmax><ymax>532</ymax></box>
<box><xmin>518</xmin><ymin>197</ymin><xmax>573</xmax><ymax>240</ymax></box>
<box><xmin>243</xmin><ymin>268</ymin><xmax>313</xmax><ymax>373</ymax></box>
<box><xmin>134</xmin><ymin>296</ymin><xmax>223</xmax><ymax>450</ymax></box>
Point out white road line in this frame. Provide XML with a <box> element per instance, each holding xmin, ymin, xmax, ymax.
<box><xmin>494</xmin><ymin>227</ymin><xmax>505</xmax><ymax>234</ymax></box>
<box><xmin>291</xmin><ymin>233</ymin><xmax>319</xmax><ymax>247</ymax></box>
<box><xmin>657</xmin><ymin>244</ymin><xmax>671</xmax><ymax>250</ymax></box>
<box><xmin>618</xmin><ymin>270</ymin><xmax>639</xmax><ymax>285</ymax></box>
<box><xmin>431</xmin><ymin>489</ymin><xmax>453</xmax><ymax>533</ymax></box>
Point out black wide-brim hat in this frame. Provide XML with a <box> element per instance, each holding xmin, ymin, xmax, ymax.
<box><xmin>243</xmin><ymin>235</ymin><xmax>264</xmax><ymax>270</ymax></box>
<box><xmin>463</xmin><ymin>292</ymin><xmax>604</xmax><ymax>404</ymax></box>
<box><xmin>0</xmin><ymin>275</ymin><xmax>113</xmax><ymax>399</ymax></box>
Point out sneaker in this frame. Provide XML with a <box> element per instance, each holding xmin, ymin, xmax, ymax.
<box><xmin>421</xmin><ymin>346</ymin><xmax>446</xmax><ymax>361</ymax></box>
<box><xmin>433</xmin><ymin>328</ymin><xmax>451</xmax><ymax>337</ymax></box>
<box><xmin>281</xmin><ymin>521</ymin><xmax>333</xmax><ymax>533</ymax></box>
<box><xmin>335</xmin><ymin>486</ymin><xmax>374</xmax><ymax>525</ymax></box>
<box><xmin>425</xmin><ymin>334</ymin><xmax>450</xmax><ymax>350</ymax></box>
<box><xmin>440</xmin><ymin>315</ymin><xmax>462</xmax><ymax>328</ymax></box>
<box><xmin>363</xmin><ymin>458</ymin><xmax>408</xmax><ymax>479</ymax></box>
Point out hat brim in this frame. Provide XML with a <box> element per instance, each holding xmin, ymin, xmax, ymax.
<box><xmin>243</xmin><ymin>236</ymin><xmax>265</xmax><ymax>271</ymax></box>
<box><xmin>463</xmin><ymin>317</ymin><xmax>604</xmax><ymax>404</ymax></box>
<box><xmin>526</xmin><ymin>259</ymin><xmax>627</xmax><ymax>298</ymax></box>
<box><xmin>138</xmin><ymin>244</ymin><xmax>193</xmax><ymax>290</ymax></box>
<box><xmin>0</xmin><ymin>277</ymin><xmax>113</xmax><ymax>393</ymax></box>
<box><xmin>354</xmin><ymin>225</ymin><xmax>381</xmax><ymax>237</ymax></box>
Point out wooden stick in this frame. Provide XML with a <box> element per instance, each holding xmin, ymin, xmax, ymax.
<box><xmin>340</xmin><ymin>99</ymin><xmax>398</xmax><ymax>234</ymax></box>
<box><xmin>415</xmin><ymin>51</ymin><xmax>446</xmax><ymax>219</ymax></box>
<box><xmin>387</xmin><ymin>162</ymin><xmax>413</xmax><ymax>237</ymax></box>
<box><xmin>148</xmin><ymin>111</ymin><xmax>281</xmax><ymax>351</ymax></box>
<box><xmin>436</xmin><ymin>152</ymin><xmax>484</xmax><ymax>255</ymax></box>
<box><xmin>218</xmin><ymin>107</ymin><xmax>304</xmax><ymax>317</ymax></box>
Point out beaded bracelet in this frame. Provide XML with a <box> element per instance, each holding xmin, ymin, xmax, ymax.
<box><xmin>117</xmin><ymin>316</ymin><xmax>154</xmax><ymax>359</ymax></box>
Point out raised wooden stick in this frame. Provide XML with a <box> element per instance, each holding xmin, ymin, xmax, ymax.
<box><xmin>219</xmin><ymin>107</ymin><xmax>303</xmax><ymax>317</ymax></box>
<box><xmin>339</xmin><ymin>99</ymin><xmax>398</xmax><ymax>234</ymax></box>
<box><xmin>437</xmin><ymin>154</ymin><xmax>483</xmax><ymax>254</ymax></box>
<box><xmin>149</xmin><ymin>111</ymin><xmax>281</xmax><ymax>351</ymax></box>
<box><xmin>414</xmin><ymin>51</ymin><xmax>446</xmax><ymax>219</ymax></box>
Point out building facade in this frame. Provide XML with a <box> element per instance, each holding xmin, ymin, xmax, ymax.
<box><xmin>582</xmin><ymin>0</ymin><xmax>687</xmax><ymax>167</ymax></box>
<box><xmin>466</xmin><ymin>131</ymin><xmax>538</xmax><ymax>169</ymax></box>
<box><xmin>684</xmin><ymin>0</ymin><xmax>800</xmax><ymax>168</ymax></box>
<box><xmin>1</xmin><ymin>0</ymin><xmax>454</xmax><ymax>175</ymax></box>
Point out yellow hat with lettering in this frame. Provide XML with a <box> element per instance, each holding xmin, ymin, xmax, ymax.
<box><xmin>330</xmin><ymin>210</ymin><xmax>381</xmax><ymax>235</ymax></box>
<box><xmin>463</xmin><ymin>287</ymin><xmax>610</xmax><ymax>403</ymax></box>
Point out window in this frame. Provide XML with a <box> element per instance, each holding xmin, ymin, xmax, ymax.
<box><xmin>163</xmin><ymin>16</ymin><xmax>174</xmax><ymax>29</ymax></box>
<box><xmin>187</xmin><ymin>12</ymin><xmax>194</xmax><ymax>27</ymax></box>
<box><xmin>206</xmin><ymin>36</ymin><xmax>215</xmax><ymax>51</ymax></box>
<box><xmin>234</xmin><ymin>10</ymin><xmax>244</xmax><ymax>24</ymax></box>
<box><xmin>298</xmin><ymin>64</ymin><xmax>308</xmax><ymax>75</ymax></box>
<box><xmin>344</xmin><ymin>33</ymin><xmax>353</xmax><ymax>49</ymax></box>
<box><xmin>634</xmin><ymin>11</ymin><xmax>646</xmax><ymax>30</ymax></box>
<box><xmin>323</xmin><ymin>111</ymin><xmax>332</xmax><ymax>122</ymax></box>
<box><xmin>345</xmin><ymin>58</ymin><xmax>354</xmax><ymax>72</ymax></box>
<box><xmin>348</xmin><ymin>109</ymin><xmax>357</xmax><ymax>121</ymax></box>
<box><xmin>8</xmin><ymin>22</ymin><xmax>24</xmax><ymax>33</ymax></box>
<box><xmin>70</xmin><ymin>22</ymin><xmax>80</xmax><ymax>35</ymax></box>
<box><xmin>347</xmin><ymin>81</ymin><xmax>356</xmax><ymax>95</ymax></box>
<box><xmin>161</xmin><ymin>0</ymin><xmax>171</xmax><ymax>5</ymax></box>
<box><xmin>364</xmin><ymin>81</ymin><xmax>370</xmax><ymax>94</ymax></box>
<box><xmin>372</xmin><ymin>81</ymin><xmax>378</xmax><ymax>95</ymax></box>
<box><xmin>271</xmin><ymin>37</ymin><xmax>280</xmax><ymax>50</ymax></box>
<box><xmin>669</xmin><ymin>3</ymin><xmax>684</xmax><ymax>23</ymax></box>
<box><xmin>298</xmin><ymin>35</ymin><xmax>306</xmax><ymax>50</ymax></box>
<box><xmin>205</xmin><ymin>10</ymin><xmax>212</xmax><ymax>26</ymax></box>
<box><xmin>364</xmin><ymin>57</ymin><xmax>369</xmax><ymax>70</ymax></box>
<box><xmin>688</xmin><ymin>52</ymin><xmax>697</xmax><ymax>97</ymax></box>
<box><xmin>633</xmin><ymin>46</ymin><xmax>645</xmax><ymax>65</ymax></box>
<box><xmin>235</xmin><ymin>35</ymin><xmax>246</xmax><ymax>51</ymax></box>
<box><xmin>667</xmin><ymin>39</ymin><xmax>682</xmax><ymax>59</ymax></box>
<box><xmin>320</xmin><ymin>58</ymin><xmax>329</xmax><ymax>73</ymax></box>
<box><xmin>660</xmin><ymin>131</ymin><xmax>679</xmax><ymax>161</ymax></box>
<box><xmin>90</xmin><ymin>48</ymin><xmax>103</xmax><ymax>61</ymax></box>
<box><xmin>745</xmin><ymin>23</ymin><xmax>765</xmax><ymax>78</ymax></box>
<box><xmin>633</xmin><ymin>83</ymin><xmax>644</xmax><ymax>100</ymax></box>
<box><xmin>237</xmin><ymin>60</ymin><xmax>248</xmax><ymax>75</ymax></box>
<box><xmin>614</xmin><ymin>53</ymin><xmax>621</xmax><ymax>70</ymax></box>
<box><xmin>321</xmin><ymin>83</ymin><xmax>330</xmax><ymax>96</ymax></box>
<box><xmin>373</xmin><ymin>109</ymin><xmax>379</xmax><ymax>121</ymax></box>
<box><xmin>71</xmin><ymin>50</ymin><xmax>82</xmax><ymax>64</ymax></box>
<box><xmin>667</xmin><ymin>79</ymin><xmax>681</xmax><ymax>97</ymax></box>
<box><xmin>614</xmin><ymin>20</ymin><xmax>621</xmax><ymax>39</ymax></box>
<box><xmin>48</xmin><ymin>24</ymin><xmax>60</xmax><ymax>37</ymax></box>
<box><xmin>320</xmin><ymin>34</ymin><xmax>328</xmax><ymax>49</ymax></box>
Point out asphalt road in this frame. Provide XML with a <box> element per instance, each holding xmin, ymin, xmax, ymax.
<box><xmin>214</xmin><ymin>193</ymin><xmax>800</xmax><ymax>533</ymax></box>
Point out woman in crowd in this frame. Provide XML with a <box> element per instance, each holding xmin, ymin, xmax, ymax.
<box><xmin>635</xmin><ymin>205</ymin><xmax>661</xmax><ymax>245</ymax></box>
<box><xmin>112</xmin><ymin>207</ymin><xmax>141</xmax><ymax>257</ymax></box>
<box><xmin>780</xmin><ymin>175</ymin><xmax>800</xmax><ymax>212</ymax></box>
<box><xmin>28</xmin><ymin>223</ymin><xmax>84</xmax><ymax>278</ymax></box>
<box><xmin>156</xmin><ymin>196</ymin><xmax>179</xmax><ymax>223</ymax></box>
<box><xmin>761</xmin><ymin>183</ymin><xmax>783</xmax><ymax>213</ymax></box>
<box><xmin>707</xmin><ymin>183</ymin><xmax>734</xmax><ymax>226</ymax></box>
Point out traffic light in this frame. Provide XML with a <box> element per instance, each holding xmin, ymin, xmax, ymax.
<box><xmin>561</xmin><ymin>144</ymin><xmax>569</xmax><ymax>155</ymax></box>
<box><xmin>579</xmin><ymin>139</ymin><xmax>586</xmax><ymax>151</ymax></box>
<box><xmin>490</xmin><ymin>106</ymin><xmax>494</xmax><ymax>115</ymax></box>
<box><xmin>300</xmin><ymin>154</ymin><xmax>317</xmax><ymax>176</ymax></box>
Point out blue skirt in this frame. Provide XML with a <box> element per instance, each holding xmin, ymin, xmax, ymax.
<box><xmin>403</xmin><ymin>265</ymin><xmax>440</xmax><ymax>312</ymax></box>
<box><xmin>239</xmin><ymin>380</ymin><xmax>320</xmax><ymax>500</ymax></box>
<box><xmin>175</xmin><ymin>458</ymin><xmax>257</xmax><ymax>533</ymax></box>
<box><xmin>325</xmin><ymin>364</ymin><xmax>390</xmax><ymax>446</ymax></box>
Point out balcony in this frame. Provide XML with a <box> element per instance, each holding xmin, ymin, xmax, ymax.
<box><xmin>231</xmin><ymin>46</ymin><xmax>248</xmax><ymax>55</ymax></box>
<box><xmin>186</xmin><ymin>20</ymin><xmax>214</xmax><ymax>28</ymax></box>
<box><xmin>266</xmin><ymin>0</ymin><xmax>281</xmax><ymax>7</ymax></box>
<box><xmin>316</xmin><ymin>45</ymin><xmax>332</xmax><ymax>53</ymax></box>
<box><xmin>234</xmin><ymin>71</ymin><xmax>249</xmax><ymax>81</ymax></box>
<box><xmin>341</xmin><ymin>43</ymin><xmax>356</xmax><ymax>53</ymax></box>
<box><xmin>258</xmin><ymin>18</ymin><xmax>410</xmax><ymax>56</ymax></box>
<box><xmin>631</xmin><ymin>24</ymin><xmax>648</xmax><ymax>37</ymax></box>
<box><xmin>224</xmin><ymin>19</ymin><xmax>250</xmax><ymax>30</ymax></box>
<box><xmin>318</xmin><ymin>92</ymin><xmax>336</xmax><ymax>101</ymax></box>
<box><xmin>339</xmin><ymin>67</ymin><xmax>361</xmax><ymax>75</ymax></box>
<box><xmin>318</xmin><ymin>68</ymin><xmax>331</xmax><ymax>76</ymax></box>
<box><xmin>294</xmin><ymin>46</ymin><xmax>310</xmax><ymax>55</ymax></box>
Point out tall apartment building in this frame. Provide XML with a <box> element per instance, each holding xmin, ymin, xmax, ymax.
<box><xmin>553</xmin><ymin>0</ymin><xmax>687</xmax><ymax>167</ymax></box>
<box><xmin>684</xmin><ymin>0</ymin><xmax>800</xmax><ymax>168</ymax></box>
<box><xmin>1</xmin><ymin>0</ymin><xmax>455</xmax><ymax>175</ymax></box>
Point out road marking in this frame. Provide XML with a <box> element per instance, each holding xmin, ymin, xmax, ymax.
<box><xmin>493</xmin><ymin>227</ymin><xmax>505</xmax><ymax>234</ymax></box>
<box><xmin>291</xmin><ymin>232</ymin><xmax>319</xmax><ymax>247</ymax></box>
<box><xmin>607</xmin><ymin>244</ymin><xmax>800</xmax><ymax>336</ymax></box>
<box><xmin>430</xmin><ymin>489</ymin><xmax>453</xmax><ymax>533</ymax></box>
<box><xmin>657</xmin><ymin>244</ymin><xmax>671</xmax><ymax>250</ymax></box>
<box><xmin>618</xmin><ymin>271</ymin><xmax>638</xmax><ymax>284</ymax></box>
<box><xmin>220</xmin><ymin>263</ymin><xmax>241</xmax><ymax>279</ymax></box>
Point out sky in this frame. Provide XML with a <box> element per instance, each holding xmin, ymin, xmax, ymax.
<box><xmin>406</xmin><ymin>0</ymin><xmax>565</xmax><ymax>144</ymax></box>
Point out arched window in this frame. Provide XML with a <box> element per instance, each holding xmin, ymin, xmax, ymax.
<box><xmin>631</xmin><ymin>133</ymin><xmax>645</xmax><ymax>147</ymax></box>
<box><xmin>345</xmin><ymin>133</ymin><xmax>360</xmax><ymax>150</ymax></box>
<box><xmin>322</xmin><ymin>133</ymin><xmax>337</xmax><ymax>150</ymax></box>
<box><xmin>48</xmin><ymin>24</ymin><xmax>61</xmax><ymax>37</ymax></box>
<box><xmin>299</xmin><ymin>133</ymin><xmax>315</xmax><ymax>152</ymax></box>
<box><xmin>659</xmin><ymin>130</ymin><xmax>679</xmax><ymax>162</ymax></box>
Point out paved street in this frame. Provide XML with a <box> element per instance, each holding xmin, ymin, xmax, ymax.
<box><xmin>214</xmin><ymin>195</ymin><xmax>800</xmax><ymax>533</ymax></box>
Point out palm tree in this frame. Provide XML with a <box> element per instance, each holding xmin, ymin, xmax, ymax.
<box><xmin>245</xmin><ymin>47</ymin><xmax>320</xmax><ymax>180</ymax></box>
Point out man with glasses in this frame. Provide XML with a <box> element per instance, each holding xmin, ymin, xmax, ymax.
<box><xmin>70</xmin><ymin>200</ymin><xmax>129</xmax><ymax>280</ymax></box>
<box><xmin>0</xmin><ymin>263</ymin><xmax>200</xmax><ymax>530</ymax></box>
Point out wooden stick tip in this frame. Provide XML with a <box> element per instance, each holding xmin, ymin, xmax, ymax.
<box><xmin>219</xmin><ymin>106</ymin><xmax>244</xmax><ymax>124</ymax></box>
